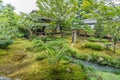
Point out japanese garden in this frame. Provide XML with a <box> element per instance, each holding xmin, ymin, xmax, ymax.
<box><xmin>0</xmin><ymin>0</ymin><xmax>120</xmax><ymax>80</ymax></box>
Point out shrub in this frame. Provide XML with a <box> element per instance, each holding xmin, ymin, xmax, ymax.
<box><xmin>36</xmin><ymin>53</ymin><xmax>47</xmax><ymax>61</ymax></box>
<box><xmin>40</xmin><ymin>36</ymin><xmax>47</xmax><ymax>43</ymax></box>
<box><xmin>75</xmin><ymin>54</ymin><xmax>97</xmax><ymax>62</ymax></box>
<box><xmin>109</xmin><ymin>59</ymin><xmax>120</xmax><ymax>68</ymax></box>
<box><xmin>84</xmin><ymin>42</ymin><xmax>102</xmax><ymax>50</ymax></box>
<box><xmin>33</xmin><ymin>39</ymin><xmax>69</xmax><ymax>69</ymax></box>
<box><xmin>75</xmin><ymin>54</ymin><xmax>88</xmax><ymax>61</ymax></box>
<box><xmin>0</xmin><ymin>39</ymin><xmax>13</xmax><ymax>49</ymax></box>
<box><xmin>33</xmin><ymin>39</ymin><xmax>45</xmax><ymax>52</ymax></box>
<box><xmin>87</xmin><ymin>37</ymin><xmax>108</xmax><ymax>42</ymax></box>
<box><xmin>66</xmin><ymin>49</ymin><xmax>77</xmax><ymax>57</ymax></box>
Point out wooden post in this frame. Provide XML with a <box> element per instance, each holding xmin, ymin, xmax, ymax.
<box><xmin>72</xmin><ymin>29</ymin><xmax>77</xmax><ymax>43</ymax></box>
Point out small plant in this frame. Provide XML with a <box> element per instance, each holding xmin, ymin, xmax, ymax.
<box><xmin>84</xmin><ymin>42</ymin><xmax>102</xmax><ymax>50</ymax></box>
<box><xmin>66</xmin><ymin>49</ymin><xmax>77</xmax><ymax>57</ymax></box>
<box><xmin>41</xmin><ymin>36</ymin><xmax>47</xmax><ymax>43</ymax></box>
<box><xmin>33</xmin><ymin>39</ymin><xmax>46</xmax><ymax>52</ymax></box>
<box><xmin>33</xmin><ymin>40</ymin><xmax>69</xmax><ymax>69</ymax></box>
<box><xmin>36</xmin><ymin>53</ymin><xmax>47</xmax><ymax>61</ymax></box>
<box><xmin>75</xmin><ymin>54</ymin><xmax>88</xmax><ymax>61</ymax></box>
<box><xmin>87</xmin><ymin>37</ymin><xmax>108</xmax><ymax>42</ymax></box>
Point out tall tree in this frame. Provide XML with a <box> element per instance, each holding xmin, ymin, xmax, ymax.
<box><xmin>0</xmin><ymin>3</ymin><xmax>18</xmax><ymax>40</ymax></box>
<box><xmin>0</xmin><ymin>1</ymin><xmax>18</xmax><ymax>48</ymax></box>
<box><xmin>36</xmin><ymin>0</ymin><xmax>79</xmax><ymax>37</ymax></box>
<box><xmin>81</xmin><ymin>0</ymin><xmax>120</xmax><ymax>53</ymax></box>
<box><xmin>19</xmin><ymin>13</ymin><xmax>37</xmax><ymax>41</ymax></box>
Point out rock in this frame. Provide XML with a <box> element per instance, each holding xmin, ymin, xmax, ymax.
<box><xmin>97</xmin><ymin>57</ymin><xmax>104</xmax><ymax>63</ymax></box>
<box><xmin>6</xmin><ymin>71</ymin><xmax>11</xmax><ymax>74</ymax></box>
<box><xmin>0</xmin><ymin>76</ymin><xmax>12</xmax><ymax>80</ymax></box>
<box><xmin>16</xmin><ymin>79</ymin><xmax>22</xmax><ymax>80</ymax></box>
<box><xmin>66</xmin><ymin>68</ymin><xmax>72</xmax><ymax>73</ymax></box>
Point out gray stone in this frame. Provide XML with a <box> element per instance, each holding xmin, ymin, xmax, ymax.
<box><xmin>66</xmin><ymin>68</ymin><xmax>72</xmax><ymax>73</ymax></box>
<box><xmin>0</xmin><ymin>76</ymin><xmax>12</xmax><ymax>80</ymax></box>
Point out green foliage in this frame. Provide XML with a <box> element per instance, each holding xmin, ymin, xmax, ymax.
<box><xmin>83</xmin><ymin>25</ymin><xmax>94</xmax><ymax>34</ymax></box>
<box><xmin>104</xmin><ymin>42</ymin><xmax>112</xmax><ymax>50</ymax></box>
<box><xmin>46</xmin><ymin>42</ymin><xmax>68</xmax><ymax>67</ymax></box>
<box><xmin>36</xmin><ymin>0</ymin><xmax>79</xmax><ymax>35</ymax></box>
<box><xmin>82</xmin><ymin>0</ymin><xmax>120</xmax><ymax>53</ymax></box>
<box><xmin>18</xmin><ymin>12</ymin><xmax>46</xmax><ymax>40</ymax></box>
<box><xmin>33</xmin><ymin>39</ymin><xmax>46</xmax><ymax>51</ymax></box>
<box><xmin>87</xmin><ymin>37</ymin><xmax>108</xmax><ymax>42</ymax></box>
<box><xmin>0</xmin><ymin>39</ymin><xmax>13</xmax><ymax>49</ymax></box>
<box><xmin>33</xmin><ymin>39</ymin><xmax>69</xmax><ymax>68</ymax></box>
<box><xmin>0</xmin><ymin>3</ymin><xmax>18</xmax><ymax>40</ymax></box>
<box><xmin>76</xmin><ymin>54</ymin><xmax>90</xmax><ymax>61</ymax></box>
<box><xmin>84</xmin><ymin>42</ymin><xmax>102</xmax><ymax>50</ymax></box>
<box><xmin>94</xmin><ymin>21</ymin><xmax>104</xmax><ymax>38</ymax></box>
<box><xmin>36</xmin><ymin>53</ymin><xmax>47</xmax><ymax>61</ymax></box>
<box><xmin>18</xmin><ymin>13</ymin><xmax>35</xmax><ymax>40</ymax></box>
<box><xmin>66</xmin><ymin>48</ymin><xmax>77</xmax><ymax>57</ymax></box>
<box><xmin>0</xmin><ymin>2</ymin><xmax>18</xmax><ymax>49</ymax></box>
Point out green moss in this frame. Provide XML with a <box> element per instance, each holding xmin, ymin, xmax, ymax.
<box><xmin>0</xmin><ymin>49</ymin><xmax>8</xmax><ymax>56</ymax></box>
<box><xmin>89</xmin><ymin>71</ymin><xmax>120</xmax><ymax>80</ymax></box>
<box><xmin>0</xmin><ymin>38</ymin><xmax>87</xmax><ymax>80</ymax></box>
<box><xmin>1</xmin><ymin>37</ymin><xmax>120</xmax><ymax>80</ymax></box>
<box><xmin>9</xmin><ymin>60</ymin><xmax>87</xmax><ymax>80</ymax></box>
<box><xmin>84</xmin><ymin>42</ymin><xmax>102</xmax><ymax>50</ymax></box>
<box><xmin>87</xmin><ymin>37</ymin><xmax>108</xmax><ymax>42</ymax></box>
<box><xmin>12</xmin><ymin>53</ymin><xmax>27</xmax><ymax>61</ymax></box>
<box><xmin>0</xmin><ymin>38</ymin><xmax>34</xmax><ymax>76</ymax></box>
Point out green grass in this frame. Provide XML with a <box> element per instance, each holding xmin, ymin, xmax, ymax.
<box><xmin>90</xmin><ymin>71</ymin><xmax>120</xmax><ymax>80</ymax></box>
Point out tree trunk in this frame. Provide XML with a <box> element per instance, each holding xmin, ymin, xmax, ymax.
<box><xmin>59</xmin><ymin>26</ymin><xmax>64</xmax><ymax>37</ymax></box>
<box><xmin>113</xmin><ymin>40</ymin><xmax>116</xmax><ymax>53</ymax></box>
<box><xmin>52</xmin><ymin>30</ymin><xmax>55</xmax><ymax>37</ymax></box>
<box><xmin>72</xmin><ymin>30</ymin><xmax>77</xmax><ymax>43</ymax></box>
<box><xmin>29</xmin><ymin>30</ymin><xmax>33</xmax><ymax>41</ymax></box>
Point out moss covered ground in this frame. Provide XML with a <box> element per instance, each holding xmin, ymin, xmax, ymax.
<box><xmin>1</xmin><ymin>37</ymin><xmax>120</xmax><ymax>80</ymax></box>
<box><xmin>0</xmin><ymin>38</ymin><xmax>87</xmax><ymax>80</ymax></box>
<box><xmin>67</xmin><ymin>36</ymin><xmax>120</xmax><ymax>80</ymax></box>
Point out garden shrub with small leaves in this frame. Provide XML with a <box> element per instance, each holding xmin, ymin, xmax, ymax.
<box><xmin>84</xmin><ymin>42</ymin><xmax>102</xmax><ymax>50</ymax></box>
<box><xmin>0</xmin><ymin>39</ymin><xmax>13</xmax><ymax>49</ymax></box>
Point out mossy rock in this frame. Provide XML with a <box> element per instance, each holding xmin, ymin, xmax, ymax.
<box><xmin>29</xmin><ymin>64</ymin><xmax>87</xmax><ymax>80</ymax></box>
